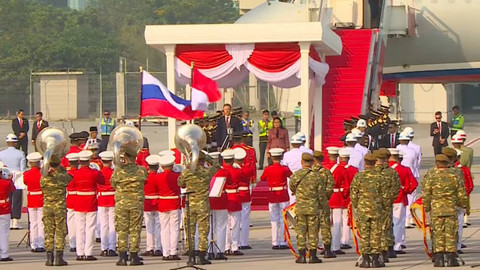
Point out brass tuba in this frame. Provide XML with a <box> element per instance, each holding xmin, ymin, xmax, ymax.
<box><xmin>107</xmin><ymin>124</ymin><xmax>144</xmax><ymax>166</ymax></box>
<box><xmin>175</xmin><ymin>124</ymin><xmax>206</xmax><ymax>172</ymax></box>
<box><xmin>35</xmin><ymin>127</ymin><xmax>70</xmax><ymax>175</ymax></box>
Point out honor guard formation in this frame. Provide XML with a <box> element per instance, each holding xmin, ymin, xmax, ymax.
<box><xmin>0</xmin><ymin>105</ymin><xmax>475</xmax><ymax>268</ymax></box>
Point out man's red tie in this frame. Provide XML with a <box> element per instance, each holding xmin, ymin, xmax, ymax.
<box><xmin>438</xmin><ymin>122</ymin><xmax>441</xmax><ymax>135</ymax></box>
<box><xmin>391</xmin><ymin>134</ymin><xmax>394</xmax><ymax>148</ymax></box>
<box><xmin>19</xmin><ymin>119</ymin><xmax>22</xmax><ymax>128</ymax></box>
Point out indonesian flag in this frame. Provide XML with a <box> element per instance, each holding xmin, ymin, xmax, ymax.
<box><xmin>191</xmin><ymin>68</ymin><xmax>222</xmax><ymax>111</ymax></box>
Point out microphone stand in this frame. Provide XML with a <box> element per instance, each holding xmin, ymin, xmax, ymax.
<box><xmin>207</xmin><ymin>211</ymin><xmax>226</xmax><ymax>261</ymax></box>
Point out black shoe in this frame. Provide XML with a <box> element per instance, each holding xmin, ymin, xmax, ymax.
<box><xmin>433</xmin><ymin>252</ymin><xmax>445</xmax><ymax>267</ymax></box>
<box><xmin>162</xmin><ymin>256</ymin><xmax>170</xmax><ymax>261</ymax></box>
<box><xmin>31</xmin><ymin>249</ymin><xmax>37</xmax><ymax>253</ymax></box>
<box><xmin>278</xmin><ymin>245</ymin><xmax>289</xmax><ymax>250</ymax></box>
<box><xmin>197</xmin><ymin>251</ymin><xmax>211</xmax><ymax>265</ymax></box>
<box><xmin>36</xmin><ymin>248</ymin><xmax>46</xmax><ymax>253</ymax></box>
<box><xmin>466</xmin><ymin>222</ymin><xmax>471</xmax><ymax>226</ymax></box>
<box><xmin>461</xmin><ymin>244</ymin><xmax>466</xmax><ymax>249</ymax></box>
<box><xmin>0</xmin><ymin>257</ymin><xmax>13</xmax><ymax>262</ymax></box>
<box><xmin>169</xmin><ymin>255</ymin><xmax>181</xmax><ymax>260</ymax></box>
<box><xmin>215</xmin><ymin>253</ymin><xmax>227</xmax><ymax>260</ymax></box>
<box><xmin>382</xmin><ymin>251</ymin><xmax>389</xmax><ymax>263</ymax></box>
<box><xmin>240</xmin><ymin>245</ymin><xmax>252</xmax><ymax>250</ymax></box>
<box><xmin>153</xmin><ymin>250</ymin><xmax>162</xmax><ymax>256</ymax></box>
<box><xmin>232</xmin><ymin>250</ymin><xmax>244</xmax><ymax>255</ymax></box>
<box><xmin>295</xmin><ymin>249</ymin><xmax>306</xmax><ymax>264</ymax></box>
<box><xmin>372</xmin><ymin>254</ymin><xmax>385</xmax><ymax>267</ymax></box>
<box><xmin>69</xmin><ymin>248</ymin><xmax>76</xmax><ymax>253</ymax></box>
<box><xmin>271</xmin><ymin>245</ymin><xmax>279</xmax><ymax>250</ymax></box>
<box><xmin>54</xmin><ymin>251</ymin><xmax>68</xmax><ymax>266</ymax></box>
<box><xmin>140</xmin><ymin>250</ymin><xmax>154</xmax><ymax>256</ymax></box>
<box><xmin>129</xmin><ymin>253</ymin><xmax>143</xmax><ymax>266</ymax></box>
<box><xmin>76</xmin><ymin>256</ymin><xmax>84</xmax><ymax>261</ymax></box>
<box><xmin>446</xmin><ymin>252</ymin><xmax>459</xmax><ymax>267</ymax></box>
<box><xmin>45</xmin><ymin>251</ymin><xmax>54</xmax><ymax>266</ymax></box>
<box><xmin>96</xmin><ymin>238</ymin><xmax>101</xmax><ymax>243</ymax></box>
<box><xmin>224</xmin><ymin>249</ymin><xmax>232</xmax><ymax>255</ymax></box>
<box><xmin>100</xmin><ymin>250</ymin><xmax>107</xmax><ymax>257</ymax></box>
<box><xmin>359</xmin><ymin>254</ymin><xmax>371</xmax><ymax>268</ymax></box>
<box><xmin>323</xmin><ymin>244</ymin><xmax>336</xmax><ymax>258</ymax></box>
<box><xmin>108</xmin><ymin>250</ymin><xmax>118</xmax><ymax>257</ymax></box>
<box><xmin>395</xmin><ymin>250</ymin><xmax>406</xmax><ymax>254</ymax></box>
<box><xmin>340</xmin><ymin>244</ymin><xmax>352</xmax><ymax>249</ymax></box>
<box><xmin>401</xmin><ymin>245</ymin><xmax>407</xmax><ymax>249</ymax></box>
<box><xmin>333</xmin><ymin>250</ymin><xmax>346</xmax><ymax>255</ymax></box>
<box><xmin>308</xmin><ymin>249</ymin><xmax>322</xmax><ymax>263</ymax></box>
<box><xmin>457</xmin><ymin>250</ymin><xmax>464</xmax><ymax>254</ymax></box>
<box><xmin>387</xmin><ymin>246</ymin><xmax>397</xmax><ymax>258</ymax></box>
<box><xmin>84</xmin><ymin>256</ymin><xmax>97</xmax><ymax>261</ymax></box>
<box><xmin>116</xmin><ymin>251</ymin><xmax>128</xmax><ymax>266</ymax></box>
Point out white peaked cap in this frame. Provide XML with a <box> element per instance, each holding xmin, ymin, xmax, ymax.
<box><xmin>145</xmin><ymin>155</ymin><xmax>160</xmax><ymax>165</ymax></box>
<box><xmin>269</xmin><ymin>148</ymin><xmax>284</xmax><ymax>157</ymax></box>
<box><xmin>338</xmin><ymin>148</ymin><xmax>350</xmax><ymax>157</ymax></box>
<box><xmin>221</xmin><ymin>149</ymin><xmax>235</xmax><ymax>160</ymax></box>
<box><xmin>159</xmin><ymin>150</ymin><xmax>176</xmax><ymax>156</ymax></box>
<box><xmin>66</xmin><ymin>153</ymin><xmax>80</xmax><ymax>161</ymax></box>
<box><xmin>27</xmin><ymin>152</ymin><xmax>42</xmax><ymax>162</ymax></box>
<box><xmin>78</xmin><ymin>150</ymin><xmax>93</xmax><ymax>161</ymax></box>
<box><xmin>234</xmin><ymin>148</ymin><xmax>247</xmax><ymax>160</ymax></box>
<box><xmin>209</xmin><ymin>152</ymin><xmax>221</xmax><ymax>159</ymax></box>
<box><xmin>99</xmin><ymin>151</ymin><xmax>114</xmax><ymax>161</ymax></box>
<box><xmin>326</xmin><ymin>146</ymin><xmax>339</xmax><ymax>155</ymax></box>
<box><xmin>159</xmin><ymin>155</ymin><xmax>175</xmax><ymax>166</ymax></box>
<box><xmin>388</xmin><ymin>148</ymin><xmax>399</xmax><ymax>155</ymax></box>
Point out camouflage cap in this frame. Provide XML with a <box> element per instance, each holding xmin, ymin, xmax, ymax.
<box><xmin>302</xmin><ymin>153</ymin><xmax>313</xmax><ymax>162</ymax></box>
<box><xmin>373</xmin><ymin>149</ymin><xmax>387</xmax><ymax>159</ymax></box>
<box><xmin>435</xmin><ymin>154</ymin><xmax>450</xmax><ymax>163</ymax></box>
<box><xmin>441</xmin><ymin>147</ymin><xmax>457</xmax><ymax>158</ymax></box>
<box><xmin>313</xmin><ymin>150</ymin><xmax>323</xmax><ymax>158</ymax></box>
<box><xmin>198</xmin><ymin>151</ymin><xmax>206</xmax><ymax>160</ymax></box>
<box><xmin>364</xmin><ymin>153</ymin><xmax>376</xmax><ymax>162</ymax></box>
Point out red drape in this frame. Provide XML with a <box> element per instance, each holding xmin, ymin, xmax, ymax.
<box><xmin>176</xmin><ymin>44</ymin><xmax>232</xmax><ymax>69</ymax></box>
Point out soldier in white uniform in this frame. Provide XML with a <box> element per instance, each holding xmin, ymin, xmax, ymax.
<box><xmin>352</xmin><ymin>128</ymin><xmax>369</xmax><ymax>156</ymax></box>
<box><xmin>356</xmin><ymin>119</ymin><xmax>373</xmax><ymax>149</ymax></box>
<box><xmin>344</xmin><ymin>133</ymin><xmax>364</xmax><ymax>170</ymax></box>
<box><xmin>282</xmin><ymin>136</ymin><xmax>304</xmax><ymax>205</ymax></box>
<box><xmin>396</xmin><ymin>133</ymin><xmax>416</xmax><ymax>172</ymax></box>
<box><xmin>295</xmin><ymin>132</ymin><xmax>313</xmax><ymax>154</ymax></box>
<box><xmin>402</xmin><ymin>127</ymin><xmax>421</xmax><ymax>228</ymax></box>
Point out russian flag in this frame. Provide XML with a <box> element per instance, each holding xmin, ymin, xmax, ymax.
<box><xmin>141</xmin><ymin>71</ymin><xmax>203</xmax><ymax>120</ymax></box>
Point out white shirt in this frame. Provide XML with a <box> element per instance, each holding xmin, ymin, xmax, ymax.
<box><xmin>407</xmin><ymin>141</ymin><xmax>422</xmax><ymax>178</ymax></box>
<box><xmin>299</xmin><ymin>145</ymin><xmax>313</xmax><ymax>155</ymax></box>
<box><xmin>396</xmin><ymin>144</ymin><xmax>416</xmax><ymax>174</ymax></box>
<box><xmin>0</xmin><ymin>146</ymin><xmax>26</xmax><ymax>189</ymax></box>
<box><xmin>84</xmin><ymin>137</ymin><xmax>101</xmax><ymax>150</ymax></box>
<box><xmin>354</xmin><ymin>143</ymin><xmax>369</xmax><ymax>156</ymax></box>
<box><xmin>283</xmin><ymin>148</ymin><xmax>303</xmax><ymax>173</ymax></box>
<box><xmin>346</xmin><ymin>146</ymin><xmax>364</xmax><ymax>170</ymax></box>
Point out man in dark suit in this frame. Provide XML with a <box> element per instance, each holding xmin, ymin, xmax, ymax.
<box><xmin>431</xmin><ymin>111</ymin><xmax>449</xmax><ymax>155</ymax></box>
<box><xmin>31</xmin><ymin>112</ymin><xmax>49</xmax><ymax>150</ymax></box>
<box><xmin>379</xmin><ymin>122</ymin><xmax>399</xmax><ymax>148</ymax></box>
<box><xmin>216</xmin><ymin>104</ymin><xmax>242</xmax><ymax>151</ymax></box>
<box><xmin>11</xmin><ymin>109</ymin><xmax>29</xmax><ymax>156</ymax></box>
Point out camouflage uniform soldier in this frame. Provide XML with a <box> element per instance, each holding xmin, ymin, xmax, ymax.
<box><xmin>110</xmin><ymin>152</ymin><xmax>148</xmax><ymax>266</ymax></box>
<box><xmin>289</xmin><ymin>153</ymin><xmax>326</xmax><ymax>264</ymax></box>
<box><xmin>423</xmin><ymin>154</ymin><xmax>468</xmax><ymax>267</ymax></box>
<box><xmin>312</xmin><ymin>150</ymin><xmax>336</xmax><ymax>258</ymax></box>
<box><xmin>178</xmin><ymin>152</ymin><xmax>219</xmax><ymax>265</ymax></box>
<box><xmin>350</xmin><ymin>153</ymin><xmax>386</xmax><ymax>268</ymax></box>
<box><xmin>40</xmin><ymin>158</ymin><xmax>72</xmax><ymax>266</ymax></box>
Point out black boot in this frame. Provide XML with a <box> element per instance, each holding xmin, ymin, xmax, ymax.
<box><xmin>116</xmin><ymin>251</ymin><xmax>128</xmax><ymax>266</ymax></box>
<box><xmin>359</xmin><ymin>254</ymin><xmax>371</xmax><ymax>268</ymax></box>
<box><xmin>295</xmin><ymin>249</ymin><xmax>306</xmax><ymax>264</ymax></box>
<box><xmin>387</xmin><ymin>246</ymin><xmax>397</xmax><ymax>258</ymax></box>
<box><xmin>446</xmin><ymin>252</ymin><xmax>459</xmax><ymax>267</ymax></box>
<box><xmin>129</xmin><ymin>253</ymin><xmax>143</xmax><ymax>266</ymax></box>
<box><xmin>308</xmin><ymin>249</ymin><xmax>322</xmax><ymax>263</ymax></box>
<box><xmin>54</xmin><ymin>251</ymin><xmax>68</xmax><ymax>266</ymax></box>
<box><xmin>45</xmin><ymin>251</ymin><xmax>54</xmax><ymax>266</ymax></box>
<box><xmin>431</xmin><ymin>252</ymin><xmax>436</xmax><ymax>263</ymax></box>
<box><xmin>371</xmin><ymin>254</ymin><xmax>385</xmax><ymax>268</ymax></box>
<box><xmin>323</xmin><ymin>244</ymin><xmax>337</xmax><ymax>258</ymax></box>
<box><xmin>197</xmin><ymin>251</ymin><xmax>211</xmax><ymax>265</ymax></box>
<box><xmin>381</xmin><ymin>250</ymin><xmax>389</xmax><ymax>263</ymax></box>
<box><xmin>433</xmin><ymin>252</ymin><xmax>445</xmax><ymax>267</ymax></box>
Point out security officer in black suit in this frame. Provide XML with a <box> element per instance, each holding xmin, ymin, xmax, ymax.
<box><xmin>31</xmin><ymin>112</ymin><xmax>49</xmax><ymax>150</ymax></box>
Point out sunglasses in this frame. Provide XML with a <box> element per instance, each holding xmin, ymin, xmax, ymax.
<box><xmin>104</xmin><ymin>113</ymin><xmax>110</xmax><ymax>116</ymax></box>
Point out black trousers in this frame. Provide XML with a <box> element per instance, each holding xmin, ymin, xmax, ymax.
<box><xmin>17</xmin><ymin>138</ymin><xmax>28</xmax><ymax>156</ymax></box>
<box><xmin>100</xmin><ymin>135</ymin><xmax>110</xmax><ymax>152</ymax></box>
<box><xmin>245</xmin><ymin>136</ymin><xmax>253</xmax><ymax>147</ymax></box>
<box><xmin>295</xmin><ymin>117</ymin><xmax>301</xmax><ymax>133</ymax></box>
<box><xmin>9</xmin><ymin>189</ymin><xmax>23</xmax><ymax>219</ymax></box>
<box><xmin>258</xmin><ymin>141</ymin><xmax>267</xmax><ymax>169</ymax></box>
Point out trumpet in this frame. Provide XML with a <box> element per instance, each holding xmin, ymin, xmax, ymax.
<box><xmin>35</xmin><ymin>127</ymin><xmax>70</xmax><ymax>175</ymax></box>
<box><xmin>175</xmin><ymin>124</ymin><xmax>206</xmax><ymax>172</ymax></box>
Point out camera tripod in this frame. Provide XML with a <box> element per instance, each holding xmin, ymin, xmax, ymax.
<box><xmin>207</xmin><ymin>212</ymin><xmax>227</xmax><ymax>261</ymax></box>
<box><xmin>17</xmin><ymin>211</ymin><xmax>30</xmax><ymax>249</ymax></box>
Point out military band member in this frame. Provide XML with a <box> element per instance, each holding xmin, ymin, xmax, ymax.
<box><xmin>338</xmin><ymin>148</ymin><xmax>357</xmax><ymax>250</ymax></box>
<box><xmin>71</xmin><ymin>150</ymin><xmax>104</xmax><ymax>261</ymax></box>
<box><xmin>142</xmin><ymin>155</ymin><xmax>162</xmax><ymax>257</ymax></box>
<box><xmin>453</xmin><ymin>148</ymin><xmax>473</xmax><ymax>254</ymax></box>
<box><xmin>350</xmin><ymin>153</ymin><xmax>385</xmax><ymax>268</ymax></box>
<box><xmin>222</xmin><ymin>150</ymin><xmax>244</xmax><ymax>256</ymax></box>
<box><xmin>61</xmin><ymin>133</ymin><xmax>82</xmax><ymax>168</ymax></box>
<box><xmin>207</xmin><ymin>152</ymin><xmax>230</xmax><ymax>259</ymax></box>
<box><xmin>260</xmin><ymin>148</ymin><xmax>292</xmax><ymax>250</ymax></box>
<box><xmin>387</xmin><ymin>148</ymin><xmax>417</xmax><ymax>254</ymax></box>
<box><xmin>23</xmin><ymin>152</ymin><xmax>45</xmax><ymax>252</ymax></box>
<box><xmin>111</xmin><ymin>150</ymin><xmax>148</xmax><ymax>266</ymax></box>
<box><xmin>452</xmin><ymin>131</ymin><xmax>473</xmax><ymax>226</ymax></box>
<box><xmin>423</xmin><ymin>154</ymin><xmax>467</xmax><ymax>267</ymax></box>
<box><xmin>87</xmin><ymin>143</ymin><xmax>103</xmax><ymax>171</ymax></box>
<box><xmin>289</xmin><ymin>153</ymin><xmax>325</xmax><ymax>264</ymax></box>
<box><xmin>0</xmin><ymin>167</ymin><xmax>15</xmax><ymax>262</ymax></box>
<box><xmin>97</xmin><ymin>151</ymin><xmax>117</xmax><ymax>257</ymax></box>
<box><xmin>178</xmin><ymin>151</ymin><xmax>219</xmax><ymax>265</ymax></box>
<box><xmin>41</xmin><ymin>157</ymin><xmax>72</xmax><ymax>266</ymax></box>
<box><xmin>312</xmin><ymin>150</ymin><xmax>335</xmax><ymax>258</ymax></box>
<box><xmin>324</xmin><ymin>147</ymin><xmax>349</xmax><ymax>255</ymax></box>
<box><xmin>401</xmin><ymin>127</ymin><xmax>421</xmax><ymax>228</ymax></box>
<box><xmin>156</xmin><ymin>155</ymin><xmax>181</xmax><ymax>260</ymax></box>
<box><xmin>65</xmin><ymin>153</ymin><xmax>79</xmax><ymax>252</ymax></box>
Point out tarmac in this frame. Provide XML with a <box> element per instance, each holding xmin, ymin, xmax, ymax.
<box><xmin>1</xmin><ymin>117</ymin><xmax>480</xmax><ymax>269</ymax></box>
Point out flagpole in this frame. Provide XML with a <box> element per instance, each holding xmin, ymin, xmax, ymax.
<box><xmin>138</xmin><ymin>66</ymin><xmax>143</xmax><ymax>131</ymax></box>
<box><xmin>190</xmin><ymin>62</ymin><xmax>194</xmax><ymax>124</ymax></box>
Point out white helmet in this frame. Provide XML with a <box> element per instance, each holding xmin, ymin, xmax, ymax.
<box><xmin>356</xmin><ymin>119</ymin><xmax>367</xmax><ymax>128</ymax></box>
<box><xmin>456</xmin><ymin>130</ymin><xmax>466</xmax><ymax>139</ymax></box>
<box><xmin>351</xmin><ymin>128</ymin><xmax>364</xmax><ymax>138</ymax></box>
<box><xmin>403</xmin><ymin>127</ymin><xmax>414</xmax><ymax>137</ymax></box>
<box><xmin>345</xmin><ymin>133</ymin><xmax>357</xmax><ymax>142</ymax></box>
<box><xmin>398</xmin><ymin>132</ymin><xmax>410</xmax><ymax>141</ymax></box>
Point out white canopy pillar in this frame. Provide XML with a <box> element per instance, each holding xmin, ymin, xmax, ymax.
<box><xmin>165</xmin><ymin>44</ymin><xmax>177</xmax><ymax>149</ymax></box>
<box><xmin>299</xmin><ymin>42</ymin><xmax>311</xmax><ymax>147</ymax></box>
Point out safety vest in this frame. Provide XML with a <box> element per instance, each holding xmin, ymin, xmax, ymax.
<box><xmin>294</xmin><ymin>106</ymin><xmax>301</xmax><ymax>118</ymax></box>
<box><xmin>258</xmin><ymin>120</ymin><xmax>272</xmax><ymax>137</ymax></box>
<box><xmin>242</xmin><ymin>118</ymin><xmax>253</xmax><ymax>136</ymax></box>
<box><xmin>452</xmin><ymin>114</ymin><xmax>464</xmax><ymax>131</ymax></box>
<box><xmin>100</xmin><ymin>118</ymin><xmax>116</xmax><ymax>135</ymax></box>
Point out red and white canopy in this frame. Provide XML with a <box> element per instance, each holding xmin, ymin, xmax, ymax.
<box><xmin>174</xmin><ymin>43</ymin><xmax>329</xmax><ymax>88</ymax></box>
